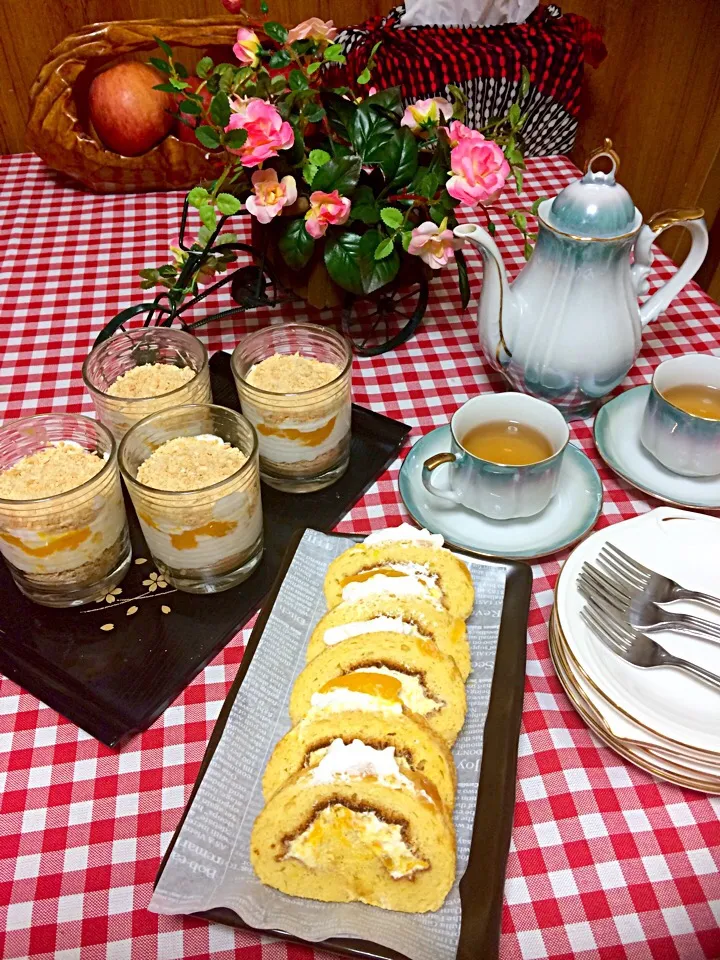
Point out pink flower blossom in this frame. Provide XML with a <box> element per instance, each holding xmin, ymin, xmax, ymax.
<box><xmin>407</xmin><ymin>219</ymin><xmax>463</xmax><ymax>269</ymax></box>
<box><xmin>226</xmin><ymin>98</ymin><xmax>294</xmax><ymax>168</ymax></box>
<box><xmin>446</xmin><ymin>139</ymin><xmax>510</xmax><ymax>206</ymax></box>
<box><xmin>233</xmin><ymin>27</ymin><xmax>261</xmax><ymax>67</ymax></box>
<box><xmin>400</xmin><ymin>97</ymin><xmax>453</xmax><ymax>135</ymax></box>
<box><xmin>245</xmin><ymin>169</ymin><xmax>297</xmax><ymax>224</ymax></box>
<box><xmin>447</xmin><ymin>120</ymin><xmax>485</xmax><ymax>147</ymax></box>
<box><xmin>287</xmin><ymin>18</ymin><xmax>338</xmax><ymax>43</ymax></box>
<box><xmin>305</xmin><ymin>190</ymin><xmax>351</xmax><ymax>239</ymax></box>
<box><xmin>221</xmin><ymin>0</ymin><xmax>243</xmax><ymax>11</ymax></box>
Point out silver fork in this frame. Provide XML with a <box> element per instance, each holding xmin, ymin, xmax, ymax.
<box><xmin>581</xmin><ymin>602</ymin><xmax>720</xmax><ymax>691</ymax></box>
<box><xmin>579</xmin><ymin>562</ymin><xmax>720</xmax><ymax>641</ymax></box>
<box><xmin>598</xmin><ymin>542</ymin><xmax>720</xmax><ymax>614</ymax></box>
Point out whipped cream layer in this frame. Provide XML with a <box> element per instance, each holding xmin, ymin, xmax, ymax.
<box><xmin>0</xmin><ymin>494</ymin><xmax>126</xmax><ymax>575</ymax></box>
<box><xmin>137</xmin><ymin>489</ymin><xmax>262</xmax><ymax>571</ymax></box>
<box><xmin>323</xmin><ymin>616</ymin><xmax>419</xmax><ymax>646</ymax></box>
<box><xmin>243</xmin><ymin>404</ymin><xmax>351</xmax><ymax>465</ymax></box>
<box><xmin>308</xmin><ymin>687</ymin><xmax>403</xmax><ymax>717</ymax></box>
<box><xmin>341</xmin><ymin>562</ymin><xmax>441</xmax><ymax>606</ymax></box>
<box><xmin>310</xmin><ymin>738</ymin><xmax>414</xmax><ymax>788</ymax></box>
<box><xmin>354</xmin><ymin>667</ymin><xmax>440</xmax><ymax>716</ymax></box>
<box><xmin>364</xmin><ymin>523</ymin><xmax>444</xmax><ymax>549</ymax></box>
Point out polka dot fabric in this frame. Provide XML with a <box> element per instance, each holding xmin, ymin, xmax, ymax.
<box><xmin>1</xmin><ymin>154</ymin><xmax>720</xmax><ymax>960</ymax></box>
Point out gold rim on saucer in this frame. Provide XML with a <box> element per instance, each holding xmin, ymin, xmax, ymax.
<box><xmin>548</xmin><ymin>610</ymin><xmax>720</xmax><ymax>793</ymax></box>
<box><xmin>553</xmin><ymin>552</ymin><xmax>720</xmax><ymax>758</ymax></box>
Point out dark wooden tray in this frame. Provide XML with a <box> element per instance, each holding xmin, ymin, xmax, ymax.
<box><xmin>155</xmin><ymin>528</ymin><xmax>532</xmax><ymax>960</ymax></box>
<box><xmin>0</xmin><ymin>353</ymin><xmax>410</xmax><ymax>747</ymax></box>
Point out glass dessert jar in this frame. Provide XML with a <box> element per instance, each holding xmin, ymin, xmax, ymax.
<box><xmin>120</xmin><ymin>404</ymin><xmax>263</xmax><ymax>594</ymax></box>
<box><xmin>0</xmin><ymin>414</ymin><xmax>131</xmax><ymax>607</ymax></box>
<box><xmin>83</xmin><ymin>327</ymin><xmax>211</xmax><ymax>442</ymax></box>
<box><xmin>231</xmin><ymin>323</ymin><xmax>352</xmax><ymax>493</ymax></box>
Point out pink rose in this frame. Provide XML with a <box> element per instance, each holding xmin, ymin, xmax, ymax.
<box><xmin>287</xmin><ymin>17</ymin><xmax>338</xmax><ymax>43</ymax></box>
<box><xmin>305</xmin><ymin>190</ymin><xmax>351</xmax><ymax>239</ymax></box>
<box><xmin>400</xmin><ymin>97</ymin><xmax>453</xmax><ymax>135</ymax></box>
<box><xmin>245</xmin><ymin>169</ymin><xmax>297</xmax><ymax>224</ymax></box>
<box><xmin>407</xmin><ymin>220</ymin><xmax>463</xmax><ymax>270</ymax></box>
<box><xmin>233</xmin><ymin>27</ymin><xmax>261</xmax><ymax>67</ymax></box>
<box><xmin>447</xmin><ymin>120</ymin><xmax>485</xmax><ymax>148</ymax></box>
<box><xmin>446</xmin><ymin>139</ymin><xmax>510</xmax><ymax>206</ymax></box>
<box><xmin>226</xmin><ymin>98</ymin><xmax>294</xmax><ymax>167</ymax></box>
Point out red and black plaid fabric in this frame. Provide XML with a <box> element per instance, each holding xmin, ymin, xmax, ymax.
<box><xmin>337</xmin><ymin>4</ymin><xmax>606</xmax><ymax>156</ymax></box>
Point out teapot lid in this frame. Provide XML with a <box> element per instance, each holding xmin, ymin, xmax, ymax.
<box><xmin>547</xmin><ymin>140</ymin><xmax>637</xmax><ymax>239</ymax></box>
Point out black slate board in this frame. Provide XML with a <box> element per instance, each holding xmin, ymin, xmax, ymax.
<box><xmin>0</xmin><ymin>352</ymin><xmax>410</xmax><ymax>747</ymax></box>
<box><xmin>155</xmin><ymin>529</ymin><xmax>532</xmax><ymax>960</ymax></box>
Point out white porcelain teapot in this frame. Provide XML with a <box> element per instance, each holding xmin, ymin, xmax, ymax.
<box><xmin>455</xmin><ymin>141</ymin><xmax>709</xmax><ymax>418</ymax></box>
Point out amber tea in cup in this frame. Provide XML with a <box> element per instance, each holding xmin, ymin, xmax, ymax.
<box><xmin>660</xmin><ymin>384</ymin><xmax>720</xmax><ymax>421</ymax></box>
<box><xmin>461</xmin><ymin>420</ymin><xmax>554</xmax><ymax>466</ymax></box>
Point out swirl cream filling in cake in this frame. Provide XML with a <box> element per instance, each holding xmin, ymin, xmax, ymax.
<box><xmin>307</xmin><ymin>673</ymin><xmax>405</xmax><ymax>718</ymax></box>
<box><xmin>349</xmin><ymin>667</ymin><xmax>442</xmax><ymax>715</ymax></box>
<box><xmin>340</xmin><ymin>562</ymin><xmax>442</xmax><ymax>606</ymax></box>
<box><xmin>323</xmin><ymin>615</ymin><xmax>420</xmax><ymax>646</ymax></box>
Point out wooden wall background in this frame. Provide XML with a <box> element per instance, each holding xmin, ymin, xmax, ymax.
<box><xmin>1</xmin><ymin>0</ymin><xmax>719</xmax><ymax>300</ymax></box>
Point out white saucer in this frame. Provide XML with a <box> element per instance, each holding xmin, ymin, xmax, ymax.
<box><xmin>594</xmin><ymin>385</ymin><xmax>720</xmax><ymax>510</ymax></box>
<box><xmin>398</xmin><ymin>425</ymin><xmax>603</xmax><ymax>560</ymax></box>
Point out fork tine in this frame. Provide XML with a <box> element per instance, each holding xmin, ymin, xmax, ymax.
<box><xmin>580</xmin><ymin>606</ymin><xmax>628</xmax><ymax>657</ymax></box>
<box><xmin>581</xmin><ymin>562</ymin><xmax>633</xmax><ymax>606</ymax></box>
<box><xmin>584</xmin><ymin>598</ymin><xmax>634</xmax><ymax>650</ymax></box>
<box><xmin>603</xmin><ymin>542</ymin><xmax>652</xmax><ymax>581</ymax></box>
<box><xmin>596</xmin><ymin>551</ymin><xmax>646</xmax><ymax>590</ymax></box>
<box><xmin>578</xmin><ymin>568</ymin><xmax>631</xmax><ymax>615</ymax></box>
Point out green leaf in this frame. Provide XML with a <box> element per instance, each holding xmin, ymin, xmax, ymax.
<box><xmin>513</xmin><ymin>212</ymin><xmax>527</xmax><ymax>231</ymax></box>
<box><xmin>401</xmin><ymin>230</ymin><xmax>413</xmax><ymax>252</ymax></box>
<box><xmin>324</xmin><ymin>232</ymin><xmax>364</xmax><ymax>295</ymax></box>
<box><xmin>198</xmin><ymin>203</ymin><xmax>217</xmax><ymax>230</ymax></box>
<box><xmin>225</xmin><ymin>127</ymin><xmax>248</xmax><ymax>150</ymax></box>
<box><xmin>455</xmin><ymin>248</ymin><xmax>470</xmax><ymax>309</ymax></box>
<box><xmin>530</xmin><ymin>197</ymin><xmax>544</xmax><ymax>216</ymax></box>
<box><xmin>350</xmin><ymin>185</ymin><xmax>380</xmax><ymax>224</ymax></box>
<box><xmin>362</xmin><ymin>86</ymin><xmax>403</xmax><ymax>116</ymax></box>
<box><xmin>520</xmin><ymin>64</ymin><xmax>531</xmax><ymax>98</ymax></box>
<box><xmin>447</xmin><ymin>83</ymin><xmax>466</xmax><ymax>103</ymax></box>
<box><xmin>378</xmin><ymin>127</ymin><xmax>418</xmax><ymax>188</ymax></box>
<box><xmin>370</xmin><ymin>41</ymin><xmax>382</xmax><ymax>59</ymax></box>
<box><xmin>195</xmin><ymin>125</ymin><xmax>221</xmax><ymax>149</ymax></box>
<box><xmin>524</xmin><ymin>240</ymin><xmax>533</xmax><ymax>260</ymax></box>
<box><xmin>349</xmin><ymin>103</ymin><xmax>396</xmax><ymax>164</ymax></box>
<box><xmin>270</xmin><ymin>73</ymin><xmax>288</xmax><ymax>92</ymax></box>
<box><xmin>278</xmin><ymin>218</ymin><xmax>315</xmax><ymax>270</ymax></box>
<box><xmin>187</xmin><ymin>186</ymin><xmax>209</xmax><ymax>208</ymax></box>
<box><xmin>154</xmin><ymin>36</ymin><xmax>173</xmax><ymax>58</ymax></box>
<box><xmin>139</xmin><ymin>268</ymin><xmax>160</xmax><ymax>280</ymax></box>
<box><xmin>210</xmin><ymin>91</ymin><xmax>231</xmax><ymax>128</ymax></box>
<box><xmin>264</xmin><ymin>21</ymin><xmax>288</xmax><ymax>44</ymax></box>
<box><xmin>179</xmin><ymin>98</ymin><xmax>202</xmax><ymax>115</ymax></box>
<box><xmin>324</xmin><ymin>43</ymin><xmax>345</xmax><ymax>62</ymax></box>
<box><xmin>261</xmin><ymin>0</ymin><xmax>269</xmax><ymax>11</ymax></box>
<box><xmin>217</xmin><ymin>193</ymin><xmax>242</xmax><ymax>215</ymax></box>
<box><xmin>307</xmin><ymin>61</ymin><xmax>322</xmax><ymax>76</ymax></box>
<box><xmin>322</xmin><ymin>92</ymin><xmax>356</xmax><ymax>139</ymax></box>
<box><xmin>303</xmin><ymin>102</ymin><xmax>326</xmax><ymax>123</ymax></box>
<box><xmin>309</xmin><ymin>149</ymin><xmax>331</xmax><ymax>166</ymax></box>
<box><xmin>197</xmin><ymin>56</ymin><xmax>213</xmax><ymax>79</ymax></box>
<box><xmin>175</xmin><ymin>61</ymin><xmax>189</xmax><ymax>79</ymax></box>
<box><xmin>149</xmin><ymin>57</ymin><xmax>171</xmax><ymax>74</ymax></box>
<box><xmin>158</xmin><ymin>264</ymin><xmax>177</xmax><ymax>278</ymax></box>
<box><xmin>153</xmin><ymin>82</ymin><xmax>179</xmax><ymax>94</ymax></box>
<box><xmin>358</xmin><ymin>229</ymin><xmax>400</xmax><ymax>293</ymax></box>
<box><xmin>356</xmin><ymin>67</ymin><xmax>371</xmax><ymax>85</ymax></box>
<box><xmin>169</xmin><ymin>77</ymin><xmax>188</xmax><ymax>91</ymax></box>
<box><xmin>509</xmin><ymin>102</ymin><xmax>521</xmax><ymax>127</ymax></box>
<box><xmin>269</xmin><ymin>49</ymin><xmax>291</xmax><ymax>68</ymax></box>
<box><xmin>380</xmin><ymin>207</ymin><xmax>403</xmax><ymax>230</ymax></box>
<box><xmin>513</xmin><ymin>166</ymin><xmax>523</xmax><ymax>194</ymax></box>
<box><xmin>374</xmin><ymin>237</ymin><xmax>395</xmax><ymax>260</ymax></box>
<box><xmin>286</xmin><ymin>121</ymin><xmax>305</xmax><ymax>165</ymax></box>
<box><xmin>303</xmin><ymin>162</ymin><xmax>318</xmax><ymax>185</ymax></box>
<box><xmin>411</xmin><ymin>165</ymin><xmax>443</xmax><ymax>199</ymax></box>
<box><xmin>312</xmin><ymin>155</ymin><xmax>362</xmax><ymax>196</ymax></box>
<box><xmin>288</xmin><ymin>69</ymin><xmax>309</xmax><ymax>92</ymax></box>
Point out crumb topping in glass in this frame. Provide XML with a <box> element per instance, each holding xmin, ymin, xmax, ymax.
<box><xmin>135</xmin><ymin>435</ymin><xmax>248</xmax><ymax>491</ymax></box>
<box><xmin>106</xmin><ymin>363</ymin><xmax>195</xmax><ymax>399</ymax></box>
<box><xmin>245</xmin><ymin>353</ymin><xmax>341</xmax><ymax>393</ymax></box>
<box><xmin>0</xmin><ymin>442</ymin><xmax>105</xmax><ymax>500</ymax></box>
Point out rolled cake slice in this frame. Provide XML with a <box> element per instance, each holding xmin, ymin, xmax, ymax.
<box><xmin>262</xmin><ymin>686</ymin><xmax>457</xmax><ymax>810</ymax></box>
<box><xmin>289</xmin><ymin>632</ymin><xmax>467</xmax><ymax>745</ymax></box>
<box><xmin>324</xmin><ymin>524</ymin><xmax>474</xmax><ymax>621</ymax></box>
<box><xmin>306</xmin><ymin>593</ymin><xmax>471</xmax><ymax>680</ymax></box>
<box><xmin>251</xmin><ymin>738</ymin><xmax>456</xmax><ymax>913</ymax></box>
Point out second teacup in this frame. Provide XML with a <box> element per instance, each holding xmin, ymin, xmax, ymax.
<box><xmin>640</xmin><ymin>354</ymin><xmax>720</xmax><ymax>477</ymax></box>
<box><xmin>422</xmin><ymin>393</ymin><xmax>569</xmax><ymax>520</ymax></box>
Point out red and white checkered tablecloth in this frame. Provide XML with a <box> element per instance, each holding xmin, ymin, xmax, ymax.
<box><xmin>1</xmin><ymin>153</ymin><xmax>719</xmax><ymax>960</ymax></box>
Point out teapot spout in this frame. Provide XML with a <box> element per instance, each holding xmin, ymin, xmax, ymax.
<box><xmin>454</xmin><ymin>223</ymin><xmax>513</xmax><ymax>367</ymax></box>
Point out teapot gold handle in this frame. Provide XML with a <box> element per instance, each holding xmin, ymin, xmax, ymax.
<box><xmin>632</xmin><ymin>208</ymin><xmax>708</xmax><ymax>327</ymax></box>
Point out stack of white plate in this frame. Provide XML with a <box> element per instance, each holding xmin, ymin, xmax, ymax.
<box><xmin>551</xmin><ymin>507</ymin><xmax>720</xmax><ymax>793</ymax></box>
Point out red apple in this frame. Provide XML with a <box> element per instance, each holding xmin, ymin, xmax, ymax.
<box><xmin>174</xmin><ymin>76</ymin><xmax>213</xmax><ymax>145</ymax></box>
<box><xmin>89</xmin><ymin>62</ymin><xmax>175</xmax><ymax>156</ymax></box>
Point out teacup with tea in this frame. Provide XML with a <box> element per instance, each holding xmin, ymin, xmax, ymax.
<box><xmin>422</xmin><ymin>393</ymin><xmax>569</xmax><ymax>520</ymax></box>
<box><xmin>640</xmin><ymin>354</ymin><xmax>720</xmax><ymax>477</ymax></box>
